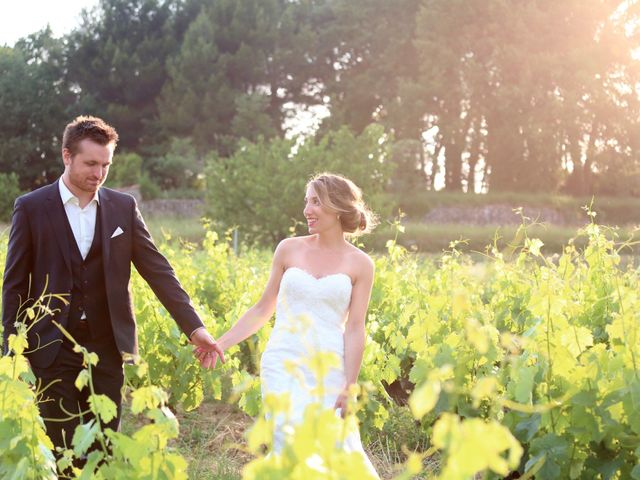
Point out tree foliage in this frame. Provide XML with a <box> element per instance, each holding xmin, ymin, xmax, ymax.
<box><xmin>157</xmin><ymin>0</ymin><xmax>321</xmax><ymax>155</ymax></box>
<box><xmin>65</xmin><ymin>0</ymin><xmax>202</xmax><ymax>151</ymax></box>
<box><xmin>105</xmin><ymin>152</ymin><xmax>143</xmax><ymax>187</ymax></box>
<box><xmin>0</xmin><ymin>173</ymin><xmax>23</xmax><ymax>222</ymax></box>
<box><xmin>204</xmin><ymin>124</ymin><xmax>392</xmax><ymax>244</ymax></box>
<box><xmin>0</xmin><ymin>29</ymin><xmax>70</xmax><ymax>189</ymax></box>
<box><xmin>311</xmin><ymin>0</ymin><xmax>640</xmax><ymax>195</ymax></box>
<box><xmin>405</xmin><ymin>1</ymin><xmax>640</xmax><ymax>193</ymax></box>
<box><xmin>147</xmin><ymin>137</ymin><xmax>203</xmax><ymax>190</ymax></box>
<box><xmin>2</xmin><ymin>0</ymin><xmax>640</xmax><ymax>197</ymax></box>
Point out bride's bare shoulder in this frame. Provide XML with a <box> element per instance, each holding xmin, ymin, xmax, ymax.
<box><xmin>275</xmin><ymin>235</ymin><xmax>313</xmax><ymax>256</ymax></box>
<box><xmin>346</xmin><ymin>244</ymin><xmax>374</xmax><ymax>276</ymax></box>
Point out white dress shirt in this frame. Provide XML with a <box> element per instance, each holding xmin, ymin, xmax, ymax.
<box><xmin>59</xmin><ymin>177</ymin><xmax>100</xmax><ymax>260</ymax></box>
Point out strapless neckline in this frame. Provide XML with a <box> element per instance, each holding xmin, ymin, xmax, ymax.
<box><xmin>284</xmin><ymin>266</ymin><xmax>353</xmax><ymax>285</ymax></box>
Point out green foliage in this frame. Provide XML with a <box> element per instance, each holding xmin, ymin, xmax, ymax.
<box><xmin>590</xmin><ymin>149</ymin><xmax>640</xmax><ymax>197</ymax></box>
<box><xmin>130</xmin><ymin>230</ymin><xmax>272</xmax><ymax>410</ymax></box>
<box><xmin>2</xmin><ymin>0</ymin><xmax>640</xmax><ymax>199</ymax></box>
<box><xmin>138</xmin><ymin>172</ymin><xmax>162</xmax><ymax>201</ymax></box>
<box><xmin>0</xmin><ymin>294</ymin><xmax>189</xmax><ymax>478</ymax></box>
<box><xmin>157</xmin><ymin>0</ymin><xmax>319</xmax><ymax>154</ymax></box>
<box><xmin>232</xmin><ymin>94</ymin><xmax>279</xmax><ymax>141</ymax></box>
<box><xmin>0</xmin><ymin>173</ymin><xmax>23</xmax><ymax>222</ymax></box>
<box><xmin>147</xmin><ymin>137</ymin><xmax>203</xmax><ymax>190</ymax></box>
<box><xmin>205</xmin><ymin>135</ymin><xmax>303</xmax><ymax>244</ymax></box>
<box><xmin>0</xmin><ymin>329</ymin><xmax>57</xmax><ymax>479</ymax></box>
<box><xmin>243</xmin><ymin>403</ymin><xmax>379</xmax><ymax>479</ymax></box>
<box><xmin>205</xmin><ymin>123</ymin><xmax>392</xmax><ymax>245</ymax></box>
<box><xmin>388</xmin><ymin>139</ymin><xmax>427</xmax><ymax>196</ymax></box>
<box><xmin>126</xmin><ymin>214</ymin><xmax>639</xmax><ymax>478</ymax></box>
<box><xmin>316</xmin><ymin>0</ymin><xmax>422</xmax><ymax>137</ymax></box>
<box><xmin>410</xmin><ymin>0</ymin><xmax>640</xmax><ymax>194</ymax></box>
<box><xmin>363</xmin><ymin>222</ymin><xmax>640</xmax><ymax>255</ymax></box>
<box><xmin>3</xmin><ymin>0</ymin><xmax>640</xmax><ymax>199</ymax></box>
<box><xmin>65</xmin><ymin>0</ymin><xmax>198</xmax><ymax>151</ymax></box>
<box><xmin>1</xmin><ymin>211</ymin><xmax>640</xmax><ymax>477</ymax></box>
<box><xmin>0</xmin><ymin>29</ymin><xmax>70</xmax><ymax>189</ymax></box>
<box><xmin>106</xmin><ymin>152</ymin><xmax>143</xmax><ymax>187</ymax></box>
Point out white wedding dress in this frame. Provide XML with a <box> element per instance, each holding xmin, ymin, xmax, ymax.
<box><xmin>260</xmin><ymin>267</ymin><xmax>379</xmax><ymax>477</ymax></box>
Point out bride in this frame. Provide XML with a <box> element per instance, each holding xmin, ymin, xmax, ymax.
<box><xmin>196</xmin><ymin>172</ymin><xmax>379</xmax><ymax>477</ymax></box>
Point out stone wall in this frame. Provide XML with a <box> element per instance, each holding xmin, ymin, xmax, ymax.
<box><xmin>113</xmin><ymin>185</ymin><xmax>205</xmax><ymax>217</ymax></box>
<box><xmin>422</xmin><ymin>204</ymin><xmax>575</xmax><ymax>226</ymax></box>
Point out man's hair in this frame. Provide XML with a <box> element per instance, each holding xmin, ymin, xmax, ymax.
<box><xmin>62</xmin><ymin>115</ymin><xmax>119</xmax><ymax>155</ymax></box>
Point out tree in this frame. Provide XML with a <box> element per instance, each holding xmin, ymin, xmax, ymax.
<box><xmin>157</xmin><ymin>0</ymin><xmax>322</xmax><ymax>155</ymax></box>
<box><xmin>205</xmin><ymin>124</ymin><xmax>391</xmax><ymax>245</ymax></box>
<box><xmin>147</xmin><ymin>137</ymin><xmax>203</xmax><ymax>190</ymax></box>
<box><xmin>105</xmin><ymin>152</ymin><xmax>143</xmax><ymax>187</ymax></box>
<box><xmin>65</xmin><ymin>0</ymin><xmax>200</xmax><ymax>152</ymax></box>
<box><xmin>314</xmin><ymin>0</ymin><xmax>422</xmax><ymax>138</ymax></box>
<box><xmin>0</xmin><ymin>28</ymin><xmax>70</xmax><ymax>189</ymax></box>
<box><xmin>410</xmin><ymin>0</ymin><xmax>640</xmax><ymax>194</ymax></box>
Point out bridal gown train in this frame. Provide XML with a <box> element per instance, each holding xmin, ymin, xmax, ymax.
<box><xmin>260</xmin><ymin>266</ymin><xmax>379</xmax><ymax>477</ymax></box>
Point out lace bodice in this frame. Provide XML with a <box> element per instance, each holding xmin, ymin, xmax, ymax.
<box><xmin>266</xmin><ymin>267</ymin><xmax>353</xmax><ymax>355</ymax></box>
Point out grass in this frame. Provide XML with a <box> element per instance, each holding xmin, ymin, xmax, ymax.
<box><xmin>121</xmin><ymin>400</ymin><xmax>250</xmax><ymax>479</ymax></box>
<box><xmin>121</xmin><ymin>398</ymin><xmax>437</xmax><ymax>479</ymax></box>
<box><xmin>145</xmin><ymin>215</ymin><xmax>207</xmax><ymax>245</ymax></box>
<box><xmin>170</xmin><ymin>403</ymin><xmax>251</xmax><ymax>479</ymax></box>
<box><xmin>8</xmin><ymin>211</ymin><xmax>639</xmax><ymax>257</ymax></box>
<box><xmin>144</xmin><ymin>215</ymin><xmax>640</xmax><ymax>255</ymax></box>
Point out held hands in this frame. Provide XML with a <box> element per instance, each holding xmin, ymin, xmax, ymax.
<box><xmin>189</xmin><ymin>327</ymin><xmax>225</xmax><ymax>369</ymax></box>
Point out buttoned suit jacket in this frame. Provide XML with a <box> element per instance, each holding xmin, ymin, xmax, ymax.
<box><xmin>1</xmin><ymin>180</ymin><xmax>204</xmax><ymax>368</ymax></box>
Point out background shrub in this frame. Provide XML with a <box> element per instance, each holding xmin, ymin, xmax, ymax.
<box><xmin>204</xmin><ymin>124</ymin><xmax>393</xmax><ymax>245</ymax></box>
<box><xmin>106</xmin><ymin>152</ymin><xmax>143</xmax><ymax>187</ymax></box>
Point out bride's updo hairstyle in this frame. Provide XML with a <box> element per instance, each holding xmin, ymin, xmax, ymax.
<box><xmin>307</xmin><ymin>172</ymin><xmax>379</xmax><ymax>236</ymax></box>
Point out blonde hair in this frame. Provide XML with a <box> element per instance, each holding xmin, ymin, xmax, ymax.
<box><xmin>307</xmin><ymin>172</ymin><xmax>378</xmax><ymax>236</ymax></box>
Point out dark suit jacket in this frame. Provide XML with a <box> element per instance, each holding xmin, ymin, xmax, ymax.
<box><xmin>2</xmin><ymin>180</ymin><xmax>204</xmax><ymax>368</ymax></box>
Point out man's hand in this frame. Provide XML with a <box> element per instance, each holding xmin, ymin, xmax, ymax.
<box><xmin>189</xmin><ymin>328</ymin><xmax>225</xmax><ymax>369</ymax></box>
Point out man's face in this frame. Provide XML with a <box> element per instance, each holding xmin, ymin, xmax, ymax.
<box><xmin>63</xmin><ymin>139</ymin><xmax>114</xmax><ymax>194</ymax></box>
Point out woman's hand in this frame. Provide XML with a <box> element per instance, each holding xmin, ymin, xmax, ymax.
<box><xmin>193</xmin><ymin>345</ymin><xmax>223</xmax><ymax>369</ymax></box>
<box><xmin>333</xmin><ymin>388</ymin><xmax>351</xmax><ymax>418</ymax></box>
<box><xmin>190</xmin><ymin>327</ymin><xmax>225</xmax><ymax>369</ymax></box>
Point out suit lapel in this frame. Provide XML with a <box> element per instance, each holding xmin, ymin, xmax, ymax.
<box><xmin>45</xmin><ymin>181</ymin><xmax>72</xmax><ymax>274</ymax></box>
<box><xmin>99</xmin><ymin>188</ymin><xmax>112</xmax><ymax>267</ymax></box>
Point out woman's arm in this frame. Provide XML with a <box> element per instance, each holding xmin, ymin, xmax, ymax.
<box><xmin>200</xmin><ymin>239</ymin><xmax>290</xmax><ymax>364</ymax></box>
<box><xmin>335</xmin><ymin>255</ymin><xmax>375</xmax><ymax>413</ymax></box>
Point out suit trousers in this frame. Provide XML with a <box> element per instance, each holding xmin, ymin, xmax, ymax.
<box><xmin>31</xmin><ymin>319</ymin><xmax>124</xmax><ymax>455</ymax></box>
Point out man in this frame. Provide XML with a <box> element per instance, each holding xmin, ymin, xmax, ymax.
<box><xmin>1</xmin><ymin>115</ymin><xmax>222</xmax><ymax>456</ymax></box>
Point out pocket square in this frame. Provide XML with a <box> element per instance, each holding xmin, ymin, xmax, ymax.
<box><xmin>111</xmin><ymin>226</ymin><xmax>124</xmax><ymax>239</ymax></box>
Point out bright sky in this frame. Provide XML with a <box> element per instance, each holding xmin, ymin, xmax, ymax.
<box><xmin>0</xmin><ymin>0</ymin><xmax>98</xmax><ymax>47</ymax></box>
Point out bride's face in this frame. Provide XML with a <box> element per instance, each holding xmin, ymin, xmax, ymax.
<box><xmin>303</xmin><ymin>185</ymin><xmax>340</xmax><ymax>234</ymax></box>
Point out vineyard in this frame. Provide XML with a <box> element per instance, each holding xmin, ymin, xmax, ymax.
<box><xmin>1</xmin><ymin>220</ymin><xmax>639</xmax><ymax>479</ymax></box>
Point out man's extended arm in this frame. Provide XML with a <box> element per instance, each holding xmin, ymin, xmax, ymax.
<box><xmin>129</xmin><ymin>200</ymin><xmax>223</xmax><ymax>365</ymax></box>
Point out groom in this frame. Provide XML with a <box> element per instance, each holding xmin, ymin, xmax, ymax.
<box><xmin>1</xmin><ymin>115</ymin><xmax>222</xmax><ymax>454</ymax></box>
